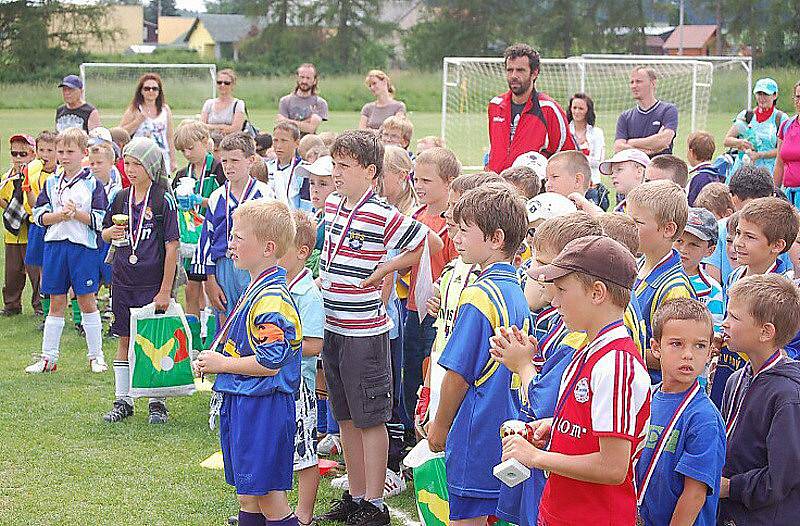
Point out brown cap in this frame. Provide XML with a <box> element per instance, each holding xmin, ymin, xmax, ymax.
<box><xmin>527</xmin><ymin>235</ymin><xmax>637</xmax><ymax>289</ymax></box>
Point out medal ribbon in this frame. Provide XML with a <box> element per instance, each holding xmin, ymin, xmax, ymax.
<box><xmin>635</xmin><ymin>381</ymin><xmax>702</xmax><ymax>505</ymax></box>
<box><xmin>56</xmin><ymin>167</ymin><xmax>85</xmax><ymax>207</ymax></box>
<box><xmin>190</xmin><ymin>154</ymin><xmax>211</xmax><ymax>210</ymax></box>
<box><xmin>724</xmin><ymin>351</ymin><xmax>781</xmax><ymax>438</ymax></box>
<box><xmin>225</xmin><ymin>177</ymin><xmax>257</xmax><ymax>246</ymax></box>
<box><xmin>324</xmin><ymin>189</ymin><xmax>374</xmax><ymax>271</ymax></box>
<box><xmin>128</xmin><ymin>183</ymin><xmax>152</xmax><ymax>257</ymax></box>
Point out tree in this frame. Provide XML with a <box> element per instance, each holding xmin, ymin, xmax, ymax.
<box><xmin>309</xmin><ymin>0</ymin><xmax>393</xmax><ymax>70</ymax></box>
<box><xmin>144</xmin><ymin>0</ymin><xmax>178</xmax><ymax>24</ymax></box>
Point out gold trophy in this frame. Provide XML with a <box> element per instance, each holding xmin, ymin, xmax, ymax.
<box><xmin>111</xmin><ymin>214</ymin><xmax>130</xmax><ymax>247</ymax></box>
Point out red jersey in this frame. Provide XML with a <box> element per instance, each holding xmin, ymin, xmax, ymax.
<box><xmin>407</xmin><ymin>206</ymin><xmax>458</xmax><ymax>312</ymax></box>
<box><xmin>486</xmin><ymin>90</ymin><xmax>576</xmax><ymax>174</ymax></box>
<box><xmin>538</xmin><ymin>321</ymin><xmax>651</xmax><ymax>526</ymax></box>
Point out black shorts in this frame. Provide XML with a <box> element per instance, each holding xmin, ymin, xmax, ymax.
<box><xmin>321</xmin><ymin>330</ymin><xmax>392</xmax><ymax>429</ymax></box>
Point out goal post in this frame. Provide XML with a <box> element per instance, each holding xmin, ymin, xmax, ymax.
<box><xmin>80</xmin><ymin>62</ymin><xmax>218</xmax><ymax>120</ymax></box>
<box><xmin>441</xmin><ymin>56</ymin><xmax>715</xmax><ymax>170</ymax></box>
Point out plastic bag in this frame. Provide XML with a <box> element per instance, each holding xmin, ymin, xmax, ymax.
<box><xmin>129</xmin><ymin>300</ymin><xmax>195</xmax><ymax>398</ymax></box>
<box><xmin>404</xmin><ymin>440</ymin><xmax>449</xmax><ymax>526</ymax></box>
<box><xmin>178</xmin><ymin>209</ymin><xmax>204</xmax><ymax>259</ymax></box>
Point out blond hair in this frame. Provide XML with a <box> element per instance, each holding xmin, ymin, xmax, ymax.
<box><xmin>548</xmin><ymin>150</ymin><xmax>591</xmax><ymax>190</ymax></box>
<box><xmin>533</xmin><ymin>212</ymin><xmax>602</xmax><ymax>254</ymax></box>
<box><xmin>233</xmin><ymin>200</ymin><xmax>295</xmax><ymax>259</ymax></box>
<box><xmin>88</xmin><ymin>142</ymin><xmax>115</xmax><ymax>162</ymax></box>
<box><xmin>598</xmin><ymin>212</ymin><xmax>640</xmax><ymax>256</ymax></box>
<box><xmin>415</xmin><ymin>147</ymin><xmax>461</xmax><ymax>182</ymax></box>
<box><xmin>57</xmin><ymin>127</ymin><xmax>88</xmax><ymax>149</ymax></box>
<box><xmin>175</xmin><ymin>120</ymin><xmax>211</xmax><ymax>151</ymax></box>
<box><xmin>739</xmin><ymin>197</ymin><xmax>800</xmax><ymax>253</ymax></box>
<box><xmin>652</xmin><ymin>298</ymin><xmax>713</xmax><ymax>341</ymax></box>
<box><xmin>250</xmin><ymin>158</ymin><xmax>268</xmax><ymax>183</ymax></box>
<box><xmin>319</xmin><ymin>131</ymin><xmax>337</xmax><ymax>149</ymax></box>
<box><xmin>626</xmin><ymin>180</ymin><xmax>689</xmax><ymax>241</ymax></box>
<box><xmin>380</xmin><ymin>144</ymin><xmax>417</xmax><ymax>214</ymax></box>
<box><xmin>728</xmin><ymin>274</ymin><xmax>800</xmax><ymax>349</ymax></box>
<box><xmin>632</xmin><ymin>66</ymin><xmax>657</xmax><ymax>81</ymax></box>
<box><xmin>451</xmin><ymin>172</ymin><xmax>503</xmax><ymax>195</ymax></box>
<box><xmin>220</xmin><ymin>132</ymin><xmax>256</xmax><ymax>157</ymax></box>
<box><xmin>380</xmin><ymin>115</ymin><xmax>414</xmax><ymax>144</ymax></box>
<box><xmin>695</xmin><ymin>182</ymin><xmax>733</xmax><ymax>219</ymax></box>
<box><xmin>298</xmin><ymin>134</ymin><xmax>325</xmax><ymax>159</ymax></box>
<box><xmin>499</xmin><ymin>166</ymin><xmax>541</xmax><ymax>199</ymax></box>
<box><xmin>109</xmin><ymin>127</ymin><xmax>131</xmax><ymax>147</ymax></box>
<box><xmin>417</xmin><ymin>136</ymin><xmax>444</xmax><ymax>149</ymax></box>
<box><xmin>649</xmin><ymin>154</ymin><xmax>689</xmax><ymax>187</ymax></box>
<box><xmin>292</xmin><ymin>210</ymin><xmax>318</xmax><ymax>253</ymax></box>
<box><xmin>218</xmin><ymin>68</ymin><xmax>237</xmax><ymax>84</ymax></box>
<box><xmin>365</xmin><ymin>69</ymin><xmax>396</xmax><ymax>95</ymax></box>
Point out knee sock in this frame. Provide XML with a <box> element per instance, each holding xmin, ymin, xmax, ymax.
<box><xmin>204</xmin><ymin>307</ymin><xmax>217</xmax><ymax>346</ymax></box>
<box><xmin>266</xmin><ymin>514</ymin><xmax>298</xmax><ymax>526</ymax></box>
<box><xmin>41</xmin><ymin>295</ymin><xmax>50</xmax><ymax>316</ymax></box>
<box><xmin>238</xmin><ymin>511</ymin><xmax>266</xmax><ymax>526</ymax></box>
<box><xmin>82</xmin><ymin>310</ymin><xmax>103</xmax><ymax>359</ymax></box>
<box><xmin>42</xmin><ymin>316</ymin><xmax>65</xmax><ymax>361</ymax></box>
<box><xmin>113</xmin><ymin>360</ymin><xmax>132</xmax><ymax>405</ymax></box>
<box><xmin>187</xmin><ymin>315</ymin><xmax>202</xmax><ymax>357</ymax></box>
<box><xmin>71</xmin><ymin>298</ymin><xmax>82</xmax><ymax>325</ymax></box>
<box><xmin>199</xmin><ymin>307</ymin><xmax>209</xmax><ymax>339</ymax></box>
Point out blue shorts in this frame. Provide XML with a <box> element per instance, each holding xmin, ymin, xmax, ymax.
<box><xmin>215</xmin><ymin>257</ymin><xmax>250</xmax><ymax>317</ymax></box>
<box><xmin>111</xmin><ymin>285</ymin><xmax>161</xmax><ymax>337</ymax></box>
<box><xmin>41</xmin><ymin>240</ymin><xmax>100</xmax><ymax>296</ymax></box>
<box><xmin>448</xmin><ymin>492</ymin><xmax>498</xmax><ymax>520</ymax></box>
<box><xmin>220</xmin><ymin>392</ymin><xmax>296</xmax><ymax>495</ymax></box>
<box><xmin>97</xmin><ymin>240</ymin><xmax>112</xmax><ymax>284</ymax></box>
<box><xmin>24</xmin><ymin>224</ymin><xmax>45</xmax><ymax>267</ymax></box>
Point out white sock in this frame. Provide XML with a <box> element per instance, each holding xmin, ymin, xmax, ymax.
<box><xmin>42</xmin><ymin>316</ymin><xmax>65</xmax><ymax>361</ymax></box>
<box><xmin>113</xmin><ymin>360</ymin><xmax>132</xmax><ymax>404</ymax></box>
<box><xmin>82</xmin><ymin>310</ymin><xmax>103</xmax><ymax>359</ymax></box>
<box><xmin>200</xmin><ymin>307</ymin><xmax>209</xmax><ymax>339</ymax></box>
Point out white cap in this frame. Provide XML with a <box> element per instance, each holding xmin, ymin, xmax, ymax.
<box><xmin>296</xmin><ymin>155</ymin><xmax>333</xmax><ymax>179</ymax></box>
<box><xmin>526</xmin><ymin>192</ymin><xmax>577</xmax><ymax>224</ymax></box>
<box><xmin>88</xmin><ymin>127</ymin><xmax>113</xmax><ymax>143</ymax></box>
<box><xmin>599</xmin><ymin>149</ymin><xmax>650</xmax><ymax>175</ymax></box>
<box><xmin>511</xmin><ymin>151</ymin><xmax>548</xmax><ymax>180</ymax></box>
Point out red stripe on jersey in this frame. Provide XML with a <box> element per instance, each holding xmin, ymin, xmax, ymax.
<box><xmin>384</xmin><ymin>213</ymin><xmax>403</xmax><ymax>242</ymax></box>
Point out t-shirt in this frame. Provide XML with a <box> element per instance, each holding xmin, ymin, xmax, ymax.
<box><xmin>287</xmin><ymin>267</ymin><xmax>324</xmax><ymax>390</ymax></box>
<box><xmin>103</xmin><ymin>184</ymin><xmax>179</xmax><ymax>289</ymax></box>
<box><xmin>202</xmin><ymin>98</ymin><xmax>245</xmax><ymax>126</ymax></box>
<box><xmin>689</xmin><ymin>267</ymin><xmax>724</xmax><ymax>333</ymax></box>
<box><xmin>213</xmin><ymin>266</ymin><xmax>302</xmax><ymax>397</ymax></box>
<box><xmin>510</xmin><ymin>101</ymin><xmax>526</xmax><ymax>142</ymax></box>
<box><xmin>538</xmin><ymin>322</ymin><xmax>651</xmax><ymax>526</ymax></box>
<box><xmin>0</xmin><ymin>170</ymin><xmax>29</xmax><ymax>244</ymax></box>
<box><xmin>267</xmin><ymin>156</ymin><xmax>307</xmax><ymax>210</ymax></box>
<box><xmin>615</xmin><ymin>100</ymin><xmax>679</xmax><ymax>156</ymax></box>
<box><xmin>778</xmin><ymin>116</ymin><xmax>800</xmax><ymax>188</ymax></box>
<box><xmin>636</xmin><ymin>386</ymin><xmax>726</xmax><ymax>526</ymax></box>
<box><xmin>360</xmin><ymin>100</ymin><xmax>406</xmax><ymax>130</ymax></box>
<box><xmin>437</xmin><ymin>262</ymin><xmax>531</xmax><ymax>498</ymax></box>
<box><xmin>407</xmin><ymin>207</ymin><xmax>459</xmax><ymax>312</ymax></box>
<box><xmin>320</xmin><ymin>190</ymin><xmax>428</xmax><ymax>336</ymax></box>
<box><xmin>278</xmin><ymin>93</ymin><xmax>329</xmax><ymax>123</ymax></box>
<box><xmin>55</xmin><ymin>103</ymin><xmax>96</xmax><ymax>132</ymax></box>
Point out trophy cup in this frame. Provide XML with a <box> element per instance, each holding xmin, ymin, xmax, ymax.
<box><xmin>111</xmin><ymin>214</ymin><xmax>130</xmax><ymax>247</ymax></box>
<box><xmin>493</xmin><ymin>420</ymin><xmax>533</xmax><ymax>488</ymax></box>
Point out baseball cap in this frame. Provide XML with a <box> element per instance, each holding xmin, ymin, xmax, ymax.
<box><xmin>684</xmin><ymin>207</ymin><xmax>718</xmax><ymax>245</ymax></box>
<box><xmin>526</xmin><ymin>192</ymin><xmax>577</xmax><ymax>224</ymax></box>
<box><xmin>599</xmin><ymin>149</ymin><xmax>650</xmax><ymax>175</ymax></box>
<box><xmin>10</xmin><ymin>134</ymin><xmax>35</xmax><ymax>148</ymax></box>
<box><xmin>296</xmin><ymin>155</ymin><xmax>333</xmax><ymax>178</ymax></box>
<box><xmin>58</xmin><ymin>74</ymin><xmax>83</xmax><ymax>90</ymax></box>
<box><xmin>512</xmin><ymin>151</ymin><xmax>548</xmax><ymax>180</ymax></box>
<box><xmin>528</xmin><ymin>235</ymin><xmax>637</xmax><ymax>290</ymax></box>
<box><xmin>753</xmin><ymin>77</ymin><xmax>778</xmax><ymax>95</ymax></box>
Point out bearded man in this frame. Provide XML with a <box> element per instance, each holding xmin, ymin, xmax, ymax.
<box><xmin>277</xmin><ymin>63</ymin><xmax>329</xmax><ymax>135</ymax></box>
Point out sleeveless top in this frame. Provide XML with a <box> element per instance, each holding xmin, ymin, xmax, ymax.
<box><xmin>731</xmin><ymin>107</ymin><xmax>786</xmax><ymax>175</ymax></box>
<box><xmin>134</xmin><ymin>105</ymin><xmax>171</xmax><ymax>172</ymax></box>
<box><xmin>202</xmin><ymin>98</ymin><xmax>244</xmax><ymax>126</ymax></box>
<box><xmin>55</xmin><ymin>103</ymin><xmax>96</xmax><ymax>132</ymax></box>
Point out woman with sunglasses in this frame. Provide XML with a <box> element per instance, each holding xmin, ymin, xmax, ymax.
<box><xmin>200</xmin><ymin>69</ymin><xmax>246</xmax><ymax>136</ymax></box>
<box><xmin>119</xmin><ymin>73</ymin><xmax>177</xmax><ymax>174</ymax></box>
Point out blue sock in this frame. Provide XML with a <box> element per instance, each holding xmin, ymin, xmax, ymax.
<box><xmin>352</xmin><ymin>494</ymin><xmax>365</xmax><ymax>504</ymax></box>
<box><xmin>266</xmin><ymin>514</ymin><xmax>298</xmax><ymax>526</ymax></box>
<box><xmin>238</xmin><ymin>511</ymin><xmax>266</xmax><ymax>526</ymax></box>
<box><xmin>368</xmin><ymin>498</ymin><xmax>385</xmax><ymax>510</ymax></box>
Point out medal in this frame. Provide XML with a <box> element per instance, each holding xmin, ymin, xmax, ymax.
<box><xmin>129</xmin><ymin>254</ymin><xmax>138</xmax><ymax>265</ymax></box>
<box><xmin>128</xmin><ymin>183</ymin><xmax>152</xmax><ymax>267</ymax></box>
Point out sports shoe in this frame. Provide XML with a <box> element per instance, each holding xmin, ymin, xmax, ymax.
<box><xmin>89</xmin><ymin>354</ymin><xmax>108</xmax><ymax>373</ymax></box>
<box><xmin>25</xmin><ymin>357</ymin><xmax>57</xmax><ymax>373</ymax></box>
<box><xmin>346</xmin><ymin>501</ymin><xmax>389</xmax><ymax>526</ymax></box>
<box><xmin>317</xmin><ymin>433</ymin><xmax>342</xmax><ymax>456</ymax></box>
<box><xmin>148</xmin><ymin>400</ymin><xmax>169</xmax><ymax>424</ymax></box>
<box><xmin>383</xmin><ymin>469</ymin><xmax>407</xmax><ymax>498</ymax></box>
<box><xmin>104</xmin><ymin>399</ymin><xmax>134</xmax><ymax>422</ymax></box>
<box><xmin>331</xmin><ymin>474</ymin><xmax>350</xmax><ymax>490</ymax></box>
<box><xmin>315</xmin><ymin>491</ymin><xmax>360</xmax><ymax>523</ymax></box>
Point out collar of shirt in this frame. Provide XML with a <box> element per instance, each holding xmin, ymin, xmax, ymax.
<box><xmin>638</xmin><ymin>249</ymin><xmax>682</xmax><ymax>288</ymax></box>
<box><xmin>287</xmin><ymin>267</ymin><xmax>317</xmax><ymax>295</ymax></box>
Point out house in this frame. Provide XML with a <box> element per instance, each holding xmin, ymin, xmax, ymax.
<box><xmin>182</xmin><ymin>14</ymin><xmax>266</xmax><ymax>61</ymax></box>
<box><xmin>50</xmin><ymin>4</ymin><xmax>143</xmax><ymax>54</ymax></box>
<box><xmin>663</xmin><ymin>25</ymin><xmax>720</xmax><ymax>56</ymax></box>
<box><xmin>158</xmin><ymin>16</ymin><xmax>195</xmax><ymax>45</ymax></box>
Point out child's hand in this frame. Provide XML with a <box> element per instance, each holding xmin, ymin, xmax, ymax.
<box><xmin>360</xmin><ymin>265</ymin><xmax>387</xmax><ymax>289</ymax></box>
<box><xmin>427</xmin><ymin>419</ymin><xmax>448</xmax><ymax>453</ymax></box>
<box><xmin>108</xmin><ymin>225</ymin><xmax>127</xmax><ymax>241</ymax></box>
<box><xmin>720</xmin><ymin>477</ymin><xmax>730</xmax><ymax>499</ymax></box>
<box><xmin>490</xmin><ymin>325</ymin><xmax>537</xmax><ymax>374</ymax></box>
<box><xmin>153</xmin><ymin>290</ymin><xmax>170</xmax><ymax>312</ymax></box>
<box><xmin>196</xmin><ymin>350</ymin><xmax>228</xmax><ymax>375</ymax></box>
<box><xmin>711</xmin><ymin>333</ymin><xmax>726</xmax><ymax>357</ymax></box>
<box><xmin>426</xmin><ymin>294</ymin><xmax>441</xmax><ymax>318</ymax></box>
<box><xmin>528</xmin><ymin>418</ymin><xmax>553</xmax><ymax>448</ymax></box>
<box><xmin>567</xmin><ymin>192</ymin><xmax>602</xmax><ymax>217</ymax></box>
<box><xmin>502</xmin><ymin>434</ymin><xmax>541</xmax><ymax>469</ymax></box>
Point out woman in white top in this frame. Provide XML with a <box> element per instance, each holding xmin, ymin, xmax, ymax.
<box><xmin>567</xmin><ymin>93</ymin><xmax>609</xmax><ymax>210</ymax></box>
<box><xmin>201</xmin><ymin>68</ymin><xmax>246</xmax><ymax>136</ymax></box>
<box><xmin>119</xmin><ymin>73</ymin><xmax>177</xmax><ymax>174</ymax></box>
<box><xmin>358</xmin><ymin>70</ymin><xmax>406</xmax><ymax>130</ymax></box>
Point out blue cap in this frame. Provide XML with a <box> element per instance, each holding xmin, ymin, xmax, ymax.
<box><xmin>58</xmin><ymin>75</ymin><xmax>83</xmax><ymax>89</ymax></box>
<box><xmin>684</xmin><ymin>207</ymin><xmax>718</xmax><ymax>245</ymax></box>
<box><xmin>753</xmin><ymin>77</ymin><xmax>778</xmax><ymax>95</ymax></box>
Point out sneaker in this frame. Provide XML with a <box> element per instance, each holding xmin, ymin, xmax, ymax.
<box><xmin>315</xmin><ymin>491</ymin><xmax>360</xmax><ymax>523</ymax></box>
<box><xmin>383</xmin><ymin>469</ymin><xmax>407</xmax><ymax>498</ymax></box>
<box><xmin>346</xmin><ymin>501</ymin><xmax>389</xmax><ymax>526</ymax></box>
<box><xmin>1</xmin><ymin>308</ymin><xmax>21</xmax><ymax>317</ymax></box>
<box><xmin>89</xmin><ymin>355</ymin><xmax>108</xmax><ymax>373</ymax></box>
<box><xmin>25</xmin><ymin>357</ymin><xmax>57</xmax><ymax>373</ymax></box>
<box><xmin>104</xmin><ymin>399</ymin><xmax>134</xmax><ymax>422</ymax></box>
<box><xmin>317</xmin><ymin>433</ymin><xmax>342</xmax><ymax>456</ymax></box>
<box><xmin>227</xmin><ymin>516</ymin><xmax>239</xmax><ymax>526</ymax></box>
<box><xmin>331</xmin><ymin>474</ymin><xmax>350</xmax><ymax>490</ymax></box>
<box><xmin>148</xmin><ymin>400</ymin><xmax>169</xmax><ymax>424</ymax></box>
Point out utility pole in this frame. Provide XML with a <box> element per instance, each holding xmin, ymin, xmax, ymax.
<box><xmin>678</xmin><ymin>0</ymin><xmax>684</xmax><ymax>55</ymax></box>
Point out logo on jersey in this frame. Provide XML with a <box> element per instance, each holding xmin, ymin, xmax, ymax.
<box><xmin>144</xmin><ymin>207</ymin><xmax>153</xmax><ymax>220</ymax></box>
<box><xmin>348</xmin><ymin>231</ymin><xmax>365</xmax><ymax>250</ymax></box>
<box><xmin>556</xmin><ymin>417</ymin><xmax>588</xmax><ymax>439</ymax></box>
<box><xmin>574</xmin><ymin>377</ymin><xmax>590</xmax><ymax>403</ymax></box>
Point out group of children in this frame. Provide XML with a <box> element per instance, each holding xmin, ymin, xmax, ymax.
<box><xmin>4</xmin><ymin>103</ymin><xmax>800</xmax><ymax>526</ymax></box>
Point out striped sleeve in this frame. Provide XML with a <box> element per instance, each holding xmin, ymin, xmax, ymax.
<box><xmin>192</xmin><ymin>189</ymin><xmax>222</xmax><ymax>275</ymax></box>
<box><xmin>32</xmin><ymin>177</ymin><xmax>53</xmax><ymax>227</ymax></box>
<box><xmin>89</xmin><ymin>178</ymin><xmax>108</xmax><ymax>233</ymax></box>
<box><xmin>383</xmin><ymin>209</ymin><xmax>427</xmax><ymax>253</ymax></box>
<box><xmin>591</xmin><ymin>349</ymin><xmax>651</xmax><ymax>439</ymax></box>
<box><xmin>247</xmin><ymin>291</ymin><xmax>301</xmax><ymax>369</ymax></box>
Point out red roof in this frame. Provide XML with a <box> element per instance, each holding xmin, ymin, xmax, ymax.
<box><xmin>663</xmin><ymin>25</ymin><xmax>717</xmax><ymax>50</ymax></box>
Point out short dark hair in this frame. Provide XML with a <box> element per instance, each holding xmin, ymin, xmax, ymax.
<box><xmin>503</xmin><ymin>43</ymin><xmax>540</xmax><ymax>73</ymax></box>
<box><xmin>566</xmin><ymin>93</ymin><xmax>596</xmax><ymax>126</ymax></box>
<box><xmin>453</xmin><ymin>182</ymin><xmax>527</xmax><ymax>258</ymax></box>
<box><xmin>499</xmin><ymin>166</ymin><xmax>541</xmax><ymax>199</ymax></box>
<box><xmin>219</xmin><ymin>132</ymin><xmax>256</xmax><ymax>157</ymax></box>
<box><xmin>729</xmin><ymin>164</ymin><xmax>775</xmax><ymax>201</ymax></box>
<box><xmin>331</xmin><ymin>129</ymin><xmax>384</xmax><ymax>179</ymax></box>
<box><xmin>687</xmin><ymin>131</ymin><xmax>715</xmax><ymax>162</ymax></box>
<box><xmin>649</xmin><ymin>154</ymin><xmax>689</xmax><ymax>187</ymax></box>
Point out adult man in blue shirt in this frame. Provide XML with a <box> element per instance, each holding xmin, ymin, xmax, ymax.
<box><xmin>615</xmin><ymin>66</ymin><xmax>679</xmax><ymax>157</ymax></box>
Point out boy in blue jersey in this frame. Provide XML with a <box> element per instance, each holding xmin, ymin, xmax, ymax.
<box><xmin>626</xmin><ymin>180</ymin><xmax>695</xmax><ymax>383</ymax></box>
<box><xmin>427</xmin><ymin>182</ymin><xmax>530</xmax><ymax>526</ymax></box>
<box><xmin>195</xmin><ymin>199</ymin><xmax>302</xmax><ymax>526</ymax></box>
<box><xmin>636</xmin><ymin>298</ymin><xmax>725</xmax><ymax>526</ymax></box>
<box><xmin>26</xmin><ymin>128</ymin><xmax>108</xmax><ymax>374</ymax></box>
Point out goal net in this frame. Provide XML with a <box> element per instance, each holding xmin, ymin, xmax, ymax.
<box><xmin>80</xmin><ymin>62</ymin><xmax>217</xmax><ymax>121</ymax></box>
<box><xmin>442</xmin><ymin>57</ymin><xmax>714</xmax><ymax>170</ymax></box>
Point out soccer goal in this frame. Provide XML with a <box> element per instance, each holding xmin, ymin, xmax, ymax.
<box><xmin>441</xmin><ymin>56</ymin><xmax>715</xmax><ymax>170</ymax></box>
<box><xmin>80</xmin><ymin>62</ymin><xmax>217</xmax><ymax>120</ymax></box>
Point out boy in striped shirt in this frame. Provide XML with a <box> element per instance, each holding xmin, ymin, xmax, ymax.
<box><xmin>316</xmin><ymin>130</ymin><xmax>440</xmax><ymax>526</ymax></box>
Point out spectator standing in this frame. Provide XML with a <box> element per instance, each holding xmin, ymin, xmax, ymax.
<box><xmin>359</xmin><ymin>70</ymin><xmax>406</xmax><ymax>130</ymax></box>
<box><xmin>119</xmin><ymin>73</ymin><xmax>177</xmax><ymax>174</ymax></box>
<box><xmin>55</xmin><ymin>75</ymin><xmax>100</xmax><ymax>133</ymax></box>
<box><xmin>615</xmin><ymin>67</ymin><xmax>679</xmax><ymax>157</ymax></box>
<box><xmin>278</xmin><ymin>63</ymin><xmax>329</xmax><ymax>136</ymax></box>
<box><xmin>774</xmin><ymin>80</ymin><xmax>800</xmax><ymax>207</ymax></box>
<box><xmin>201</xmin><ymin>69</ymin><xmax>246</xmax><ymax>136</ymax></box>
<box><xmin>567</xmin><ymin>93</ymin><xmax>609</xmax><ymax>209</ymax></box>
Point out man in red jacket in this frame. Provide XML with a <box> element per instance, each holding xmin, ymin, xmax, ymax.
<box><xmin>486</xmin><ymin>44</ymin><xmax>576</xmax><ymax>173</ymax></box>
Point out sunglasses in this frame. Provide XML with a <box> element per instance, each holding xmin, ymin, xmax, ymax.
<box><xmin>142</xmin><ymin>86</ymin><xmax>160</xmax><ymax>92</ymax></box>
<box><xmin>10</xmin><ymin>151</ymin><xmax>31</xmax><ymax>158</ymax></box>
<box><xmin>217</xmin><ymin>80</ymin><xmax>232</xmax><ymax>86</ymax></box>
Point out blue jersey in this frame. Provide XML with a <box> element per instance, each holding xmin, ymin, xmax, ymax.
<box><xmin>636</xmin><ymin>386</ymin><xmax>725</xmax><ymax>526</ymax></box>
<box><xmin>213</xmin><ymin>266</ymin><xmax>302</xmax><ymax>397</ymax></box>
<box><xmin>633</xmin><ymin>250</ymin><xmax>696</xmax><ymax>383</ymax></box>
<box><xmin>438</xmin><ymin>262</ymin><xmax>530</xmax><ymax>498</ymax></box>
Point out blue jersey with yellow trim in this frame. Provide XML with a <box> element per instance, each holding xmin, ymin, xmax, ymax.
<box><xmin>438</xmin><ymin>262</ymin><xmax>530</xmax><ymax>498</ymax></box>
<box><xmin>632</xmin><ymin>250</ymin><xmax>696</xmax><ymax>383</ymax></box>
<box><xmin>213</xmin><ymin>266</ymin><xmax>302</xmax><ymax>397</ymax></box>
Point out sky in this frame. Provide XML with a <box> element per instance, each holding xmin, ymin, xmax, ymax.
<box><xmin>174</xmin><ymin>0</ymin><xmax>207</xmax><ymax>13</ymax></box>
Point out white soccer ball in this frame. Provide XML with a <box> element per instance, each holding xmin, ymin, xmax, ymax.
<box><xmin>511</xmin><ymin>151</ymin><xmax>548</xmax><ymax>181</ymax></box>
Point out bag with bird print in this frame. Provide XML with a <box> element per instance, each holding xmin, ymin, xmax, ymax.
<box><xmin>129</xmin><ymin>300</ymin><xmax>196</xmax><ymax>398</ymax></box>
